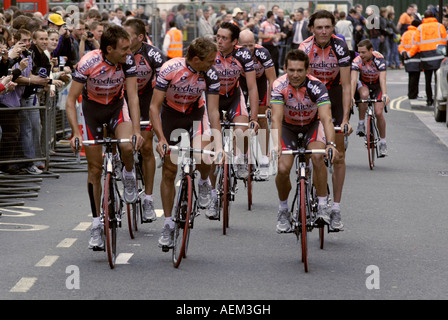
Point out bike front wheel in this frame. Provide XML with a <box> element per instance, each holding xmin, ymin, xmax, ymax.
<box><xmin>366</xmin><ymin>115</ymin><xmax>376</xmax><ymax>170</ymax></box>
<box><xmin>103</xmin><ymin>173</ymin><xmax>117</xmax><ymax>269</ymax></box>
<box><xmin>172</xmin><ymin>175</ymin><xmax>193</xmax><ymax>268</ymax></box>
<box><xmin>299</xmin><ymin>179</ymin><xmax>308</xmax><ymax>272</ymax></box>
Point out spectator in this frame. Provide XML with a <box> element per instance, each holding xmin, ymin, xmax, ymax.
<box><xmin>70</xmin><ymin>20</ymin><xmax>87</xmax><ymax>65</ymax></box>
<box><xmin>111</xmin><ymin>8</ymin><xmax>125</xmax><ymax>26</ymax></box>
<box><xmin>397</xmin><ymin>5</ymin><xmax>415</xmax><ymax>35</ymax></box>
<box><xmin>175</xmin><ymin>4</ymin><xmax>188</xmax><ymax>31</ymax></box>
<box><xmin>85</xmin><ymin>8</ymin><xmax>101</xmax><ymax>26</ymax></box>
<box><xmin>409</xmin><ymin>10</ymin><xmax>447</xmax><ymax>106</ymax></box>
<box><xmin>135</xmin><ymin>6</ymin><xmax>149</xmax><ymax>22</ymax></box>
<box><xmin>276</xmin><ymin>8</ymin><xmax>291</xmax><ymax>68</ymax></box>
<box><xmin>347</xmin><ymin>8</ymin><xmax>364</xmax><ymax>50</ymax></box>
<box><xmin>443</xmin><ymin>14</ymin><xmax>448</xmax><ymax>31</ymax></box>
<box><xmin>386</xmin><ymin>11</ymin><xmax>401</xmax><ymax>69</ymax></box>
<box><xmin>162</xmin><ymin>20</ymin><xmax>182</xmax><ymax>59</ymax></box>
<box><xmin>335</xmin><ymin>11</ymin><xmax>353</xmax><ymax>51</ymax></box>
<box><xmin>232</xmin><ymin>8</ymin><xmax>244</xmax><ymax>28</ymax></box>
<box><xmin>47</xmin><ymin>13</ymin><xmax>76</xmax><ymax>70</ymax></box>
<box><xmin>291</xmin><ymin>8</ymin><xmax>311</xmax><ymax>50</ymax></box>
<box><xmin>259</xmin><ymin>10</ymin><xmax>282</xmax><ymax>76</ymax></box>
<box><xmin>197</xmin><ymin>8</ymin><xmax>213</xmax><ymax>39</ymax></box>
<box><xmin>398</xmin><ymin>20</ymin><xmax>421</xmax><ymax>100</ymax></box>
<box><xmin>365</xmin><ymin>6</ymin><xmax>382</xmax><ymax>51</ymax></box>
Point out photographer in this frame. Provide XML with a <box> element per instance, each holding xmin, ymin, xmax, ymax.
<box><xmin>79</xmin><ymin>21</ymin><xmax>102</xmax><ymax>57</ymax></box>
<box><xmin>48</xmin><ymin>13</ymin><xmax>76</xmax><ymax>70</ymax></box>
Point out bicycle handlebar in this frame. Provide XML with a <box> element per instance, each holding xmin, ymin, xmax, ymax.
<box><xmin>281</xmin><ymin>149</ymin><xmax>326</xmax><ymax>155</ymax></box>
<box><xmin>82</xmin><ymin>138</ymin><xmax>132</xmax><ymax>146</ymax></box>
<box><xmin>355</xmin><ymin>99</ymin><xmax>384</xmax><ymax>104</ymax></box>
<box><xmin>168</xmin><ymin>145</ymin><xmax>216</xmax><ymax>157</ymax></box>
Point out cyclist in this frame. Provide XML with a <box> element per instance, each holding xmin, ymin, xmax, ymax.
<box><xmin>67</xmin><ymin>25</ymin><xmax>144</xmax><ymax>250</ymax></box>
<box><xmin>206</xmin><ymin>22</ymin><xmax>260</xmax><ymax>219</ymax></box>
<box><xmin>271</xmin><ymin>49</ymin><xmax>337</xmax><ymax>233</ymax></box>
<box><xmin>123</xmin><ymin>19</ymin><xmax>166</xmax><ymax>222</ymax></box>
<box><xmin>351</xmin><ymin>39</ymin><xmax>389</xmax><ymax>157</ymax></box>
<box><xmin>149</xmin><ymin>37</ymin><xmax>223</xmax><ymax>249</ymax></box>
<box><xmin>299</xmin><ymin>10</ymin><xmax>352</xmax><ymax>231</ymax></box>
<box><xmin>238</xmin><ymin>29</ymin><xmax>277</xmax><ymax>178</ymax></box>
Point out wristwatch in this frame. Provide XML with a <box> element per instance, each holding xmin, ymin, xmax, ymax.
<box><xmin>326</xmin><ymin>141</ymin><xmax>336</xmax><ymax>148</ymax></box>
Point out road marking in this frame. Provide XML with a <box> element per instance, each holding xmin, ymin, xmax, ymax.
<box><xmin>35</xmin><ymin>255</ymin><xmax>59</xmax><ymax>267</ymax></box>
<box><xmin>0</xmin><ymin>222</ymin><xmax>49</xmax><ymax>232</ymax></box>
<box><xmin>0</xmin><ymin>207</ymin><xmax>35</xmax><ymax>217</ymax></box>
<box><xmin>115</xmin><ymin>253</ymin><xmax>134</xmax><ymax>264</ymax></box>
<box><xmin>57</xmin><ymin>238</ymin><xmax>77</xmax><ymax>248</ymax></box>
<box><xmin>10</xmin><ymin>277</ymin><xmax>37</xmax><ymax>293</ymax></box>
<box><xmin>390</xmin><ymin>95</ymin><xmax>432</xmax><ymax>114</ymax></box>
<box><xmin>155</xmin><ymin>209</ymin><xmax>164</xmax><ymax>217</ymax></box>
<box><xmin>73</xmin><ymin>222</ymin><xmax>91</xmax><ymax>231</ymax></box>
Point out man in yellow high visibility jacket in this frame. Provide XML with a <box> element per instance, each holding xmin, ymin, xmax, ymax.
<box><xmin>399</xmin><ymin>20</ymin><xmax>421</xmax><ymax>99</ymax></box>
<box><xmin>409</xmin><ymin>10</ymin><xmax>447</xmax><ymax>106</ymax></box>
<box><xmin>162</xmin><ymin>20</ymin><xmax>183</xmax><ymax>59</ymax></box>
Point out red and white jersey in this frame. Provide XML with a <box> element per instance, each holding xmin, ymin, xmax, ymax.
<box><xmin>154</xmin><ymin>57</ymin><xmax>220</xmax><ymax>113</ymax></box>
<box><xmin>270</xmin><ymin>74</ymin><xmax>330</xmax><ymax>126</ymax></box>
<box><xmin>351</xmin><ymin>52</ymin><xmax>386</xmax><ymax>85</ymax></box>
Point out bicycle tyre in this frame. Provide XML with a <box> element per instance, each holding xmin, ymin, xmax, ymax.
<box><xmin>172</xmin><ymin>175</ymin><xmax>193</xmax><ymax>268</ymax></box>
<box><xmin>222</xmin><ymin>162</ymin><xmax>230</xmax><ymax>235</ymax></box>
<box><xmin>299</xmin><ymin>179</ymin><xmax>308</xmax><ymax>272</ymax></box>
<box><xmin>311</xmin><ymin>184</ymin><xmax>325</xmax><ymax>250</ymax></box>
<box><xmin>366</xmin><ymin>115</ymin><xmax>375</xmax><ymax>170</ymax></box>
<box><xmin>103</xmin><ymin>173</ymin><xmax>117</xmax><ymax>269</ymax></box>
<box><xmin>126</xmin><ymin>201</ymin><xmax>139</xmax><ymax>239</ymax></box>
<box><xmin>247</xmin><ymin>151</ymin><xmax>253</xmax><ymax>211</ymax></box>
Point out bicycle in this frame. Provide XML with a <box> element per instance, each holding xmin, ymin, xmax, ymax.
<box><xmin>355</xmin><ymin>99</ymin><xmax>387</xmax><ymax>170</ymax></box>
<box><xmin>246</xmin><ymin>110</ymin><xmax>275</xmax><ymax>210</ymax></box>
<box><xmin>282</xmin><ymin>133</ymin><xmax>333</xmax><ymax>273</ymax></box>
<box><xmin>76</xmin><ymin>124</ymin><xmax>135</xmax><ymax>269</ymax></box>
<box><xmin>214</xmin><ymin>111</ymin><xmax>250</xmax><ymax>235</ymax></box>
<box><xmin>159</xmin><ymin>144</ymin><xmax>216</xmax><ymax>268</ymax></box>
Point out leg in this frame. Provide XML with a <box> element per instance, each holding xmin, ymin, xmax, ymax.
<box><xmin>356</xmin><ymin>86</ymin><xmax>369</xmax><ymax>136</ymax></box>
<box><xmin>275</xmin><ymin>153</ymin><xmax>294</xmax><ymax>233</ymax></box>
<box><xmin>140</xmin><ymin>129</ymin><xmax>157</xmax><ymax>221</ymax></box>
<box><xmin>424</xmin><ymin>69</ymin><xmax>434</xmax><ymax>105</ymax></box>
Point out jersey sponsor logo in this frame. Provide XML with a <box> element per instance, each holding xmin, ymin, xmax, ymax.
<box><xmin>255</xmin><ymin>50</ymin><xmax>267</xmax><ymax>60</ymax></box>
<box><xmin>89</xmin><ymin>76</ymin><xmax>125</xmax><ymax>85</ymax></box>
<box><xmin>147</xmin><ymin>48</ymin><xmax>163</xmax><ymax>64</ymax></box>
<box><xmin>206</xmin><ymin>68</ymin><xmax>218</xmax><ymax>81</ymax></box>
<box><xmin>235</xmin><ymin>49</ymin><xmax>251</xmax><ymax>60</ymax></box>
<box><xmin>307</xmin><ymin>81</ymin><xmax>321</xmax><ymax>95</ymax></box>
<box><xmin>334</xmin><ymin>43</ymin><xmax>346</xmax><ymax>56</ymax></box>
<box><xmin>160</xmin><ymin>60</ymin><xmax>184</xmax><ymax>78</ymax></box>
<box><xmin>216</xmin><ymin>68</ymin><xmax>240</xmax><ymax>77</ymax></box>
<box><xmin>310</xmin><ymin>61</ymin><xmax>338</xmax><ymax>69</ymax></box>
<box><xmin>78</xmin><ymin>55</ymin><xmax>102</xmax><ymax>74</ymax></box>
<box><xmin>169</xmin><ymin>83</ymin><xmax>203</xmax><ymax>94</ymax></box>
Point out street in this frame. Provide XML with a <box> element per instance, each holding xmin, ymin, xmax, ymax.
<box><xmin>1</xmin><ymin>68</ymin><xmax>448</xmax><ymax>302</ymax></box>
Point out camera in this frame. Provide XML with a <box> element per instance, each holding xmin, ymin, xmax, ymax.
<box><xmin>87</xmin><ymin>31</ymin><xmax>94</xmax><ymax>39</ymax></box>
<box><xmin>22</xmin><ymin>49</ymin><xmax>32</xmax><ymax>57</ymax></box>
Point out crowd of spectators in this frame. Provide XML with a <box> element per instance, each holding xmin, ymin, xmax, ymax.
<box><xmin>1</xmin><ymin>3</ymin><xmax>447</xmax><ymax>175</ymax></box>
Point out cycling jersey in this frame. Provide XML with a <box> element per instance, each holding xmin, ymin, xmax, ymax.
<box><xmin>73</xmin><ymin>49</ymin><xmax>137</xmax><ymax>140</ymax></box>
<box><xmin>270</xmin><ymin>74</ymin><xmax>330</xmax><ymax>126</ymax></box>
<box><xmin>299</xmin><ymin>35</ymin><xmax>351</xmax><ymax>89</ymax></box>
<box><xmin>73</xmin><ymin>49</ymin><xmax>137</xmax><ymax>108</ymax></box>
<box><xmin>351</xmin><ymin>52</ymin><xmax>386</xmax><ymax>85</ymax></box>
<box><xmin>127</xmin><ymin>42</ymin><xmax>165</xmax><ymax>129</ymax></box>
<box><xmin>214</xmin><ymin>46</ymin><xmax>254</xmax><ymax>98</ymax></box>
<box><xmin>259</xmin><ymin>20</ymin><xmax>280</xmax><ymax>46</ymax></box>
<box><xmin>155</xmin><ymin>57</ymin><xmax>220</xmax><ymax>114</ymax></box>
<box><xmin>240</xmin><ymin>44</ymin><xmax>274</xmax><ymax>107</ymax></box>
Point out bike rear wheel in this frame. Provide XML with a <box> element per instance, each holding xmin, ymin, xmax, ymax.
<box><xmin>299</xmin><ymin>179</ymin><xmax>308</xmax><ymax>272</ymax></box>
<box><xmin>366</xmin><ymin>115</ymin><xmax>376</xmax><ymax>170</ymax></box>
<box><xmin>103</xmin><ymin>173</ymin><xmax>117</xmax><ymax>269</ymax></box>
<box><xmin>172</xmin><ymin>175</ymin><xmax>193</xmax><ymax>268</ymax></box>
<box><xmin>247</xmin><ymin>151</ymin><xmax>253</xmax><ymax>211</ymax></box>
<box><xmin>223</xmin><ymin>162</ymin><xmax>231</xmax><ymax>235</ymax></box>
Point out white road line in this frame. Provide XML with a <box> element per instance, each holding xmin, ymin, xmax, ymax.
<box><xmin>10</xmin><ymin>277</ymin><xmax>37</xmax><ymax>293</ymax></box>
<box><xmin>115</xmin><ymin>253</ymin><xmax>134</xmax><ymax>264</ymax></box>
<box><xmin>35</xmin><ymin>255</ymin><xmax>59</xmax><ymax>267</ymax></box>
<box><xmin>73</xmin><ymin>222</ymin><xmax>91</xmax><ymax>231</ymax></box>
<box><xmin>57</xmin><ymin>238</ymin><xmax>77</xmax><ymax>248</ymax></box>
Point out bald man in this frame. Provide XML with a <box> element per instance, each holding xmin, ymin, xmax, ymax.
<box><xmin>238</xmin><ymin>29</ymin><xmax>277</xmax><ymax>177</ymax></box>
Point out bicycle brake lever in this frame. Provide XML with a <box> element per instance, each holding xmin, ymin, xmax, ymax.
<box><xmin>74</xmin><ymin>137</ymin><xmax>80</xmax><ymax>164</ymax></box>
<box><xmin>157</xmin><ymin>144</ymin><xmax>167</xmax><ymax>168</ymax></box>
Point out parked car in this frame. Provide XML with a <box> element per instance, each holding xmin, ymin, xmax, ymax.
<box><xmin>434</xmin><ymin>44</ymin><xmax>448</xmax><ymax>124</ymax></box>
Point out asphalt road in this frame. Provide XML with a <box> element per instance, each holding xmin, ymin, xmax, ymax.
<box><xmin>1</xmin><ymin>69</ymin><xmax>448</xmax><ymax>303</ymax></box>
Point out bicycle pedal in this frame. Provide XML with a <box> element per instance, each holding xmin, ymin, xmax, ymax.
<box><xmin>161</xmin><ymin>245</ymin><xmax>170</xmax><ymax>252</ymax></box>
<box><xmin>92</xmin><ymin>246</ymin><xmax>105</xmax><ymax>252</ymax></box>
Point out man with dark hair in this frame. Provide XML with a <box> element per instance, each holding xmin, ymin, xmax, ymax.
<box><xmin>259</xmin><ymin>10</ymin><xmax>283</xmax><ymax>76</ymax></box>
<box><xmin>67</xmin><ymin>25</ymin><xmax>143</xmax><ymax>251</ymax></box>
<box><xmin>300</xmin><ymin>10</ymin><xmax>352</xmax><ymax>231</ymax></box>
<box><xmin>123</xmin><ymin>18</ymin><xmax>166</xmax><ymax>222</ymax></box>
<box><xmin>271</xmin><ymin>49</ymin><xmax>337</xmax><ymax>232</ymax></box>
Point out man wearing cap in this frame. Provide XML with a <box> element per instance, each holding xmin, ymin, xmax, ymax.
<box><xmin>232</xmin><ymin>8</ymin><xmax>244</xmax><ymax>28</ymax></box>
<box><xmin>48</xmin><ymin>13</ymin><xmax>76</xmax><ymax>70</ymax></box>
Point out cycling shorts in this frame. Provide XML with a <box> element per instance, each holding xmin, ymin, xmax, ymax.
<box><xmin>219</xmin><ymin>88</ymin><xmax>249</xmax><ymax>121</ymax></box>
<box><xmin>79</xmin><ymin>98</ymin><xmax>131</xmax><ymax>141</ymax></box>
<box><xmin>281</xmin><ymin>120</ymin><xmax>326</xmax><ymax>151</ymax></box>
<box><xmin>359</xmin><ymin>81</ymin><xmax>383</xmax><ymax>100</ymax></box>
<box><xmin>161</xmin><ymin>105</ymin><xmax>211</xmax><ymax>146</ymax></box>
<box><xmin>328</xmin><ymin>85</ymin><xmax>344</xmax><ymax>126</ymax></box>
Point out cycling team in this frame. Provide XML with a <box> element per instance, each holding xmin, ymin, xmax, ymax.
<box><xmin>67</xmin><ymin>10</ymin><xmax>389</xmax><ymax>252</ymax></box>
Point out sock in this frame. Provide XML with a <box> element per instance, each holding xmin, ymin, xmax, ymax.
<box><xmin>279</xmin><ymin>200</ymin><xmax>288</xmax><ymax>211</ymax></box>
<box><xmin>359</xmin><ymin>120</ymin><xmax>365</xmax><ymax>125</ymax></box>
<box><xmin>123</xmin><ymin>166</ymin><xmax>135</xmax><ymax>177</ymax></box>
<box><xmin>144</xmin><ymin>194</ymin><xmax>153</xmax><ymax>202</ymax></box>
<box><xmin>380</xmin><ymin>138</ymin><xmax>386</xmax><ymax>144</ymax></box>
<box><xmin>211</xmin><ymin>189</ymin><xmax>217</xmax><ymax>201</ymax></box>
<box><xmin>92</xmin><ymin>217</ymin><xmax>101</xmax><ymax>227</ymax></box>
<box><xmin>318</xmin><ymin>196</ymin><xmax>327</xmax><ymax>206</ymax></box>
<box><xmin>332</xmin><ymin>202</ymin><xmax>340</xmax><ymax>211</ymax></box>
<box><xmin>165</xmin><ymin>217</ymin><xmax>174</xmax><ymax>228</ymax></box>
<box><xmin>198</xmin><ymin>177</ymin><xmax>210</xmax><ymax>186</ymax></box>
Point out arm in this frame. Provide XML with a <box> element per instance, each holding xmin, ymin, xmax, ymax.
<box><xmin>205</xmin><ymin>93</ymin><xmax>223</xmax><ymax>155</ymax></box>
<box><xmin>264</xmin><ymin>66</ymin><xmax>276</xmax><ymax>109</ymax></box>
<box><xmin>149</xmin><ymin>88</ymin><xmax>168</xmax><ymax>157</ymax></box>
<box><xmin>270</xmin><ymin>102</ymin><xmax>283</xmax><ymax>157</ymax></box>
<box><xmin>339</xmin><ymin>65</ymin><xmax>353</xmax><ymax>134</ymax></box>
<box><xmin>245</xmin><ymin>70</ymin><xmax>260</xmax><ymax>130</ymax></box>
<box><xmin>317</xmin><ymin>103</ymin><xmax>337</xmax><ymax>160</ymax></box>
<box><xmin>124</xmin><ymin>76</ymin><xmax>143</xmax><ymax>150</ymax></box>
<box><xmin>350</xmin><ymin>70</ymin><xmax>358</xmax><ymax>103</ymax></box>
<box><xmin>66</xmin><ymin>80</ymin><xmax>84</xmax><ymax>151</ymax></box>
<box><xmin>379</xmin><ymin>71</ymin><xmax>389</xmax><ymax>105</ymax></box>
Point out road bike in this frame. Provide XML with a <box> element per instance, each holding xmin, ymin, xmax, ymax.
<box><xmin>355</xmin><ymin>99</ymin><xmax>387</xmax><ymax>170</ymax></box>
<box><xmin>246</xmin><ymin>110</ymin><xmax>276</xmax><ymax>210</ymax></box>
<box><xmin>282</xmin><ymin>133</ymin><xmax>332</xmax><ymax>273</ymax></box>
<box><xmin>160</xmin><ymin>143</ymin><xmax>216</xmax><ymax>268</ymax></box>
<box><xmin>76</xmin><ymin>124</ymin><xmax>135</xmax><ymax>269</ymax></box>
<box><xmin>215</xmin><ymin>111</ymin><xmax>250</xmax><ymax>235</ymax></box>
